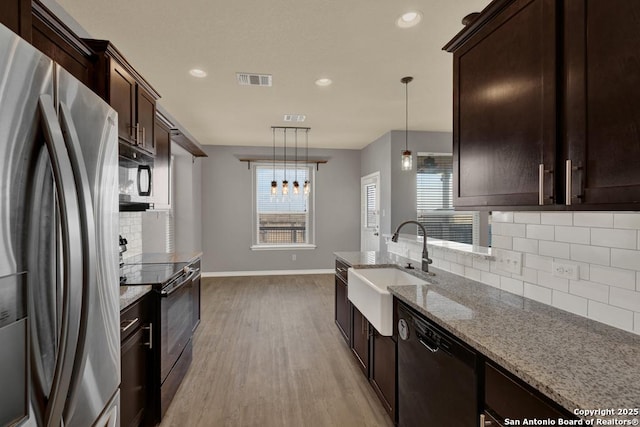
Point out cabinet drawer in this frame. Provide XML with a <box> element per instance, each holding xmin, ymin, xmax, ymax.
<box><xmin>485</xmin><ymin>362</ymin><xmax>572</xmax><ymax>421</ymax></box>
<box><xmin>335</xmin><ymin>259</ymin><xmax>349</xmax><ymax>282</ymax></box>
<box><xmin>120</xmin><ymin>295</ymin><xmax>148</xmax><ymax>342</ymax></box>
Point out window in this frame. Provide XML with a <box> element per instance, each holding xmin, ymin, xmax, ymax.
<box><xmin>252</xmin><ymin>163</ymin><xmax>315</xmax><ymax>249</ymax></box>
<box><xmin>416</xmin><ymin>154</ymin><xmax>479</xmax><ymax>245</ymax></box>
<box><xmin>364</xmin><ymin>182</ymin><xmax>377</xmax><ymax>229</ymax></box>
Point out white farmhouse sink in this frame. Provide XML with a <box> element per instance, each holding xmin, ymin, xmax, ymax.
<box><xmin>348</xmin><ymin>267</ymin><xmax>427</xmax><ymax>336</ymax></box>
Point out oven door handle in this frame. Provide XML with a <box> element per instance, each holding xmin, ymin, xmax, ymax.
<box><xmin>160</xmin><ymin>268</ymin><xmax>198</xmax><ymax>297</ymax></box>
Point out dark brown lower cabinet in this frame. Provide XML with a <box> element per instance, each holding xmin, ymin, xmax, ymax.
<box><xmin>370</xmin><ymin>329</ymin><xmax>396</xmax><ymax>420</ymax></box>
<box><xmin>351</xmin><ymin>306</ymin><xmax>370</xmax><ymax>377</ymax></box>
<box><xmin>334</xmin><ymin>274</ymin><xmax>350</xmax><ymax>342</ymax></box>
<box><xmin>484</xmin><ymin>361</ymin><xmax>576</xmax><ymax>424</ymax></box>
<box><xmin>120</xmin><ymin>295</ymin><xmax>153</xmax><ymax>427</ymax></box>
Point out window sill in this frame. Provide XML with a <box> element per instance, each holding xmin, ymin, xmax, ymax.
<box><xmin>250</xmin><ymin>244</ymin><xmax>317</xmax><ymax>251</ymax></box>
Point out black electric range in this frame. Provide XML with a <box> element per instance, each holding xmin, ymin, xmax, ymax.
<box><xmin>119</xmin><ymin>262</ymin><xmax>189</xmax><ymax>287</ymax></box>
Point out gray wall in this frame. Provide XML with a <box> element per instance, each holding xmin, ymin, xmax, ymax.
<box><xmin>201</xmin><ymin>145</ymin><xmax>361</xmax><ymax>273</ymax></box>
<box><xmin>174</xmin><ymin>144</ymin><xmax>203</xmax><ymax>253</ymax></box>
<box><xmin>361</xmin><ymin>130</ymin><xmax>453</xmax><ymax>243</ymax></box>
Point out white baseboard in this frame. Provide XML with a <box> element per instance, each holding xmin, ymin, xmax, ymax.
<box><xmin>202</xmin><ymin>269</ymin><xmax>334</xmax><ymax>278</ymax></box>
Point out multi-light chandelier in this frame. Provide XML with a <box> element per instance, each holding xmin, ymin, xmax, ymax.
<box><xmin>270</xmin><ymin>126</ymin><xmax>311</xmax><ymax>196</ymax></box>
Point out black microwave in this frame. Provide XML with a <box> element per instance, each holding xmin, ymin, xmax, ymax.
<box><xmin>119</xmin><ymin>142</ymin><xmax>154</xmax><ymax>211</ymax></box>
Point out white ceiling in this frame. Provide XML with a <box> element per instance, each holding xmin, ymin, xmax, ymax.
<box><xmin>56</xmin><ymin>0</ymin><xmax>491</xmax><ymax>149</ymax></box>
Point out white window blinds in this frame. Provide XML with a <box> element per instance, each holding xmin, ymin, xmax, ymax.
<box><xmin>416</xmin><ymin>155</ymin><xmax>477</xmax><ymax>244</ymax></box>
<box><xmin>255</xmin><ymin>164</ymin><xmax>313</xmax><ymax>246</ymax></box>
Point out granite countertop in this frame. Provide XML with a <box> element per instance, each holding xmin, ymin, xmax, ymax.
<box><xmin>119</xmin><ymin>285</ymin><xmax>153</xmax><ymax>311</ymax></box>
<box><xmin>334</xmin><ymin>251</ymin><xmax>640</xmax><ymax>418</ymax></box>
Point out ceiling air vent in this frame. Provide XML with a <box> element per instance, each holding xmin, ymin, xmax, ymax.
<box><xmin>283</xmin><ymin>114</ymin><xmax>306</xmax><ymax>122</ymax></box>
<box><xmin>236</xmin><ymin>72</ymin><xmax>272</xmax><ymax>87</ymax></box>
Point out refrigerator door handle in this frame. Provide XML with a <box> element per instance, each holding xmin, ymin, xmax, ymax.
<box><xmin>38</xmin><ymin>95</ymin><xmax>85</xmax><ymax>427</ymax></box>
<box><xmin>57</xmin><ymin>102</ymin><xmax>98</xmax><ymax>419</ymax></box>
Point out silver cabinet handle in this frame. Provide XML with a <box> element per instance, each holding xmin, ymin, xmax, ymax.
<box><xmin>120</xmin><ymin>317</ymin><xmax>139</xmax><ymax>333</ymax></box>
<box><xmin>566</xmin><ymin>159</ymin><xmax>572</xmax><ymax>206</ymax></box>
<box><xmin>538</xmin><ymin>163</ymin><xmax>544</xmax><ymax>205</ymax></box>
<box><xmin>142</xmin><ymin>126</ymin><xmax>146</xmax><ymax>146</ymax></box>
<box><xmin>143</xmin><ymin>323</ymin><xmax>153</xmax><ymax>349</ymax></box>
<box><xmin>39</xmin><ymin>95</ymin><xmax>85</xmax><ymax>427</ymax></box>
<box><xmin>135</xmin><ymin>123</ymin><xmax>141</xmax><ymax>144</ymax></box>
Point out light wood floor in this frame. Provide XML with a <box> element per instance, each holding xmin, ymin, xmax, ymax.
<box><xmin>160</xmin><ymin>274</ymin><xmax>393</xmax><ymax>427</ymax></box>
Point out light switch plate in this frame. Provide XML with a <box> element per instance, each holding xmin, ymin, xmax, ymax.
<box><xmin>493</xmin><ymin>249</ymin><xmax>523</xmax><ymax>275</ymax></box>
<box><xmin>552</xmin><ymin>261</ymin><xmax>579</xmax><ymax>280</ymax></box>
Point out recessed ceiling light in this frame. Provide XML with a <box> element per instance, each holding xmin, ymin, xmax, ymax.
<box><xmin>189</xmin><ymin>69</ymin><xmax>207</xmax><ymax>78</ymax></box>
<box><xmin>315</xmin><ymin>78</ymin><xmax>332</xmax><ymax>87</ymax></box>
<box><xmin>397</xmin><ymin>11</ymin><xmax>422</xmax><ymax>28</ymax></box>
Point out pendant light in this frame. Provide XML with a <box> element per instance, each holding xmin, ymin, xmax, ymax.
<box><xmin>401</xmin><ymin>76</ymin><xmax>413</xmax><ymax>171</ymax></box>
<box><xmin>293</xmin><ymin>129</ymin><xmax>300</xmax><ymax>195</ymax></box>
<box><xmin>271</xmin><ymin>127</ymin><xmax>277</xmax><ymax>195</ymax></box>
<box><xmin>282</xmin><ymin>129</ymin><xmax>289</xmax><ymax>195</ymax></box>
<box><xmin>303</xmin><ymin>129</ymin><xmax>311</xmax><ymax>196</ymax></box>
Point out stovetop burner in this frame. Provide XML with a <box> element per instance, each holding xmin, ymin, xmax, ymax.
<box><xmin>120</xmin><ymin>262</ymin><xmax>189</xmax><ymax>287</ymax></box>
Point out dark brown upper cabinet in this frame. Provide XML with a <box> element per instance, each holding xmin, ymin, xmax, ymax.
<box><xmin>0</xmin><ymin>0</ymin><xmax>31</xmax><ymax>41</ymax></box>
<box><xmin>31</xmin><ymin>1</ymin><xmax>94</xmax><ymax>87</ymax></box>
<box><xmin>153</xmin><ymin>112</ymin><xmax>172</xmax><ymax>209</ymax></box>
<box><xmin>444</xmin><ymin>0</ymin><xmax>640</xmax><ymax>210</ymax></box>
<box><xmin>84</xmin><ymin>40</ymin><xmax>160</xmax><ymax>155</ymax></box>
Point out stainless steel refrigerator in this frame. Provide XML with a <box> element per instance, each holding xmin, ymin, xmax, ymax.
<box><xmin>0</xmin><ymin>23</ymin><xmax>120</xmax><ymax>427</ymax></box>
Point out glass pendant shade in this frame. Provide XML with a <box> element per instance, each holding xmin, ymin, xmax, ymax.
<box><xmin>282</xmin><ymin>180</ymin><xmax>289</xmax><ymax>195</ymax></box>
<box><xmin>401</xmin><ymin>150</ymin><xmax>412</xmax><ymax>171</ymax></box>
<box><xmin>303</xmin><ymin>180</ymin><xmax>310</xmax><ymax>196</ymax></box>
<box><xmin>271</xmin><ymin>180</ymin><xmax>278</xmax><ymax>195</ymax></box>
<box><xmin>293</xmin><ymin>181</ymin><xmax>300</xmax><ymax>194</ymax></box>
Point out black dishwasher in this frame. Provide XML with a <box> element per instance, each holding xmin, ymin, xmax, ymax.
<box><xmin>397</xmin><ymin>301</ymin><xmax>478</xmax><ymax>426</ymax></box>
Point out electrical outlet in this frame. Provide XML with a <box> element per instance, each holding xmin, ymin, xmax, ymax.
<box><xmin>552</xmin><ymin>261</ymin><xmax>578</xmax><ymax>280</ymax></box>
<box><xmin>494</xmin><ymin>249</ymin><xmax>523</xmax><ymax>275</ymax></box>
<box><xmin>292</xmin><ymin>254</ymin><xmax>296</xmax><ymax>261</ymax></box>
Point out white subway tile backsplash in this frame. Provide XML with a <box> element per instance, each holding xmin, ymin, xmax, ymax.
<box><xmin>591</xmin><ymin>228</ymin><xmax>637</xmax><ymax>250</ymax></box>
<box><xmin>611</xmin><ymin>248</ymin><xmax>640</xmax><ymax>270</ymax></box>
<box><xmin>464</xmin><ymin>267</ymin><xmax>482</xmax><ymax>281</ymax></box>
<box><xmin>614</xmin><ymin>213</ymin><xmax>640</xmax><ymax>230</ymax></box>
<box><xmin>555</xmin><ymin>226</ymin><xmax>590</xmax><ymax>244</ymax></box>
<box><xmin>415</xmin><ymin>209</ymin><xmax>640</xmax><ymax>335</ymax></box>
<box><xmin>574</xmin><ymin>212</ymin><xmax>614</xmax><ymax>228</ymax></box>
<box><xmin>473</xmin><ymin>258</ymin><xmax>491</xmax><ymax>272</ymax></box>
<box><xmin>514</xmin><ymin>212</ymin><xmax>541</xmax><ymax>224</ymax></box>
<box><xmin>609</xmin><ymin>287</ymin><xmax>640</xmax><ymax>312</ymax></box>
<box><xmin>538</xmin><ymin>271</ymin><xmax>569</xmax><ymax>292</ymax></box>
<box><xmin>524</xmin><ymin>253</ymin><xmax>553</xmax><ymax>272</ymax></box>
<box><xmin>552</xmin><ymin>291</ymin><xmax>588</xmax><ymax>316</ymax></box>
<box><xmin>588</xmin><ymin>300</ymin><xmax>634</xmax><ymax>332</ymax></box>
<box><xmin>512</xmin><ymin>267</ymin><xmax>538</xmax><ymax>284</ymax></box>
<box><xmin>501</xmin><ymin>223</ymin><xmax>527</xmax><ymax>238</ymax></box>
<box><xmin>524</xmin><ymin>283</ymin><xmax>552</xmax><ymax>305</ymax></box>
<box><xmin>540</xmin><ymin>212</ymin><xmax>573</xmax><ymax>226</ymax></box>
<box><xmin>539</xmin><ymin>241</ymin><xmax>570</xmax><ymax>259</ymax></box>
<box><xmin>569</xmin><ymin>280</ymin><xmax>609</xmax><ymax>303</ymax></box>
<box><xmin>570</xmin><ymin>244</ymin><xmax>610</xmax><ymax>266</ymax></box>
<box><xmin>481</xmin><ymin>271</ymin><xmax>501</xmax><ymax>288</ymax></box>
<box><xmin>513</xmin><ymin>237</ymin><xmax>539</xmax><ymax>254</ymax></box>
<box><xmin>491</xmin><ymin>235</ymin><xmax>513</xmax><ymax>250</ymax></box>
<box><xmin>500</xmin><ymin>277</ymin><xmax>524</xmax><ymax>295</ymax></box>
<box><xmin>526</xmin><ymin>224</ymin><xmax>554</xmax><ymax>241</ymax></box>
<box><xmin>450</xmin><ymin>263</ymin><xmax>465</xmax><ymax>276</ymax></box>
<box><xmin>590</xmin><ymin>265</ymin><xmax>636</xmax><ymax>291</ymax></box>
<box><xmin>492</xmin><ymin>212</ymin><xmax>514</xmax><ymax>223</ymax></box>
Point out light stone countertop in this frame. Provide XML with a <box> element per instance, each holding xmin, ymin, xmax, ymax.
<box><xmin>334</xmin><ymin>251</ymin><xmax>640</xmax><ymax>418</ymax></box>
<box><xmin>119</xmin><ymin>285</ymin><xmax>152</xmax><ymax>311</ymax></box>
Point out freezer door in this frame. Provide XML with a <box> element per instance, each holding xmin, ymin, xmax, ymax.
<box><xmin>0</xmin><ymin>23</ymin><xmax>55</xmax><ymax>427</ymax></box>
<box><xmin>56</xmin><ymin>65</ymin><xmax>120</xmax><ymax>427</ymax></box>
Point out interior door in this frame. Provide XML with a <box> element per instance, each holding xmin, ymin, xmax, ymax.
<box><xmin>361</xmin><ymin>172</ymin><xmax>380</xmax><ymax>252</ymax></box>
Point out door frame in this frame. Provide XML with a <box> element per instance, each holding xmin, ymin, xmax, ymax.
<box><xmin>361</xmin><ymin>171</ymin><xmax>380</xmax><ymax>252</ymax></box>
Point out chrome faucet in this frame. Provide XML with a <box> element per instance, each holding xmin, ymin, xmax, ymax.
<box><xmin>391</xmin><ymin>220</ymin><xmax>433</xmax><ymax>273</ymax></box>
